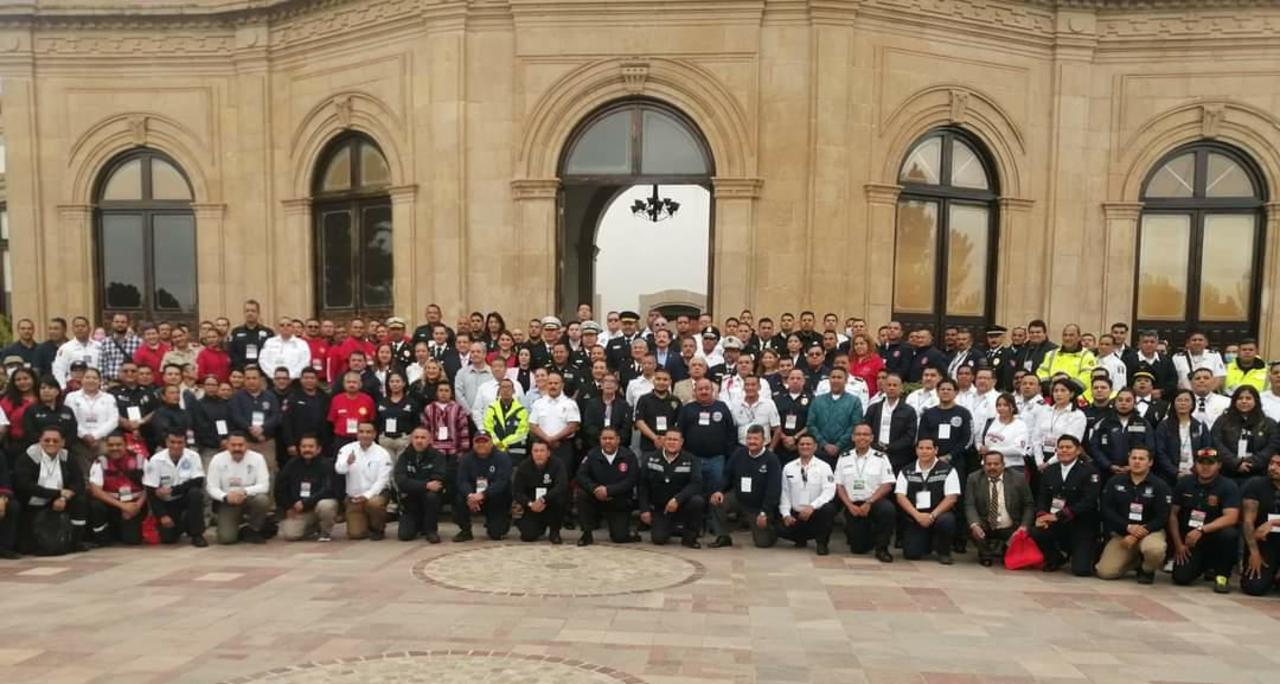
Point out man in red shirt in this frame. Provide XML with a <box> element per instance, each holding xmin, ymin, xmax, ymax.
<box><xmin>303</xmin><ymin>318</ymin><xmax>331</xmax><ymax>380</ymax></box>
<box><xmin>327</xmin><ymin>371</ymin><xmax>375</xmax><ymax>451</ymax></box>
<box><xmin>328</xmin><ymin>318</ymin><xmax>375</xmax><ymax>385</ymax></box>
<box><xmin>132</xmin><ymin>325</ymin><xmax>170</xmax><ymax>384</ymax></box>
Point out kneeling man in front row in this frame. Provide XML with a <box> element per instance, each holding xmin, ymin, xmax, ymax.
<box><xmin>895</xmin><ymin>437</ymin><xmax>960</xmax><ymax>564</ymax></box>
<box><xmin>965</xmin><ymin>451</ymin><xmax>1033</xmax><ymax>566</ymax></box>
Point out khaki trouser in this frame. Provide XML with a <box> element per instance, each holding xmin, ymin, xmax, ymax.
<box><xmin>215</xmin><ymin>493</ymin><xmax>271</xmax><ymax>545</ymax></box>
<box><xmin>279</xmin><ymin>499</ymin><xmax>339</xmax><ymax>540</ymax></box>
<box><xmin>344</xmin><ymin>495</ymin><xmax>388</xmax><ymax>539</ymax></box>
<box><xmin>251</xmin><ymin>438</ymin><xmax>278</xmax><ymax>477</ymax></box>
<box><xmin>1096</xmin><ymin>532</ymin><xmax>1167</xmax><ymax>579</ymax></box>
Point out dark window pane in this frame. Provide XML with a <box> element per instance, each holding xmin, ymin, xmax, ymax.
<box><xmin>321</xmin><ymin>210</ymin><xmax>354</xmax><ymax>308</ymax></box>
<box><xmin>1144</xmin><ymin>153</ymin><xmax>1195</xmax><ymax>198</ymax></box>
<box><xmin>360</xmin><ymin>204</ymin><xmax>393</xmax><ymax>308</ymax></box>
<box><xmin>564</xmin><ymin>110</ymin><xmax>632</xmax><ymax>175</ymax></box>
<box><xmin>321</xmin><ymin>146</ymin><xmax>352</xmax><ymax>192</ymax></box>
<box><xmin>892</xmin><ymin>200</ymin><xmax>938</xmax><ymax>314</ymax></box>
<box><xmin>360</xmin><ymin>143</ymin><xmax>391</xmax><ymax>188</ymax></box>
<box><xmin>101</xmin><ymin>214</ymin><xmax>145</xmax><ymax>309</ymax></box>
<box><xmin>640</xmin><ymin>109</ymin><xmax>708</xmax><ymax>175</ymax></box>
<box><xmin>101</xmin><ymin>159</ymin><xmax>143</xmax><ymax>201</ymax></box>
<box><xmin>152</xmin><ymin>214</ymin><xmax>196</xmax><ymax>311</ymax></box>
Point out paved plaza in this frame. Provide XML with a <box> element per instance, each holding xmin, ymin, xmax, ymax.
<box><xmin>1</xmin><ymin>527</ymin><xmax>1278</xmax><ymax>684</ymax></box>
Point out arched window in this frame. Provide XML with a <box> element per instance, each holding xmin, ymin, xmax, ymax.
<box><xmin>1136</xmin><ymin>142</ymin><xmax>1266</xmax><ymax>342</ymax></box>
<box><xmin>893</xmin><ymin>128</ymin><xmax>999</xmax><ymax>334</ymax></box>
<box><xmin>94</xmin><ymin>149</ymin><xmax>197</xmax><ymax>325</ymax></box>
<box><xmin>312</xmin><ymin>133</ymin><xmax>393</xmax><ymax>319</ymax></box>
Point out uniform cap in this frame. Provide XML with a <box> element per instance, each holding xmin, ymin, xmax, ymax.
<box><xmin>385</xmin><ymin>316</ymin><xmax>407</xmax><ymax>328</ymax></box>
<box><xmin>722</xmin><ymin>336</ymin><xmax>744</xmax><ymax>350</ymax></box>
<box><xmin>701</xmin><ymin>325</ymin><xmax>721</xmax><ymax>340</ymax></box>
<box><xmin>540</xmin><ymin>316</ymin><xmax>562</xmax><ymax>330</ymax></box>
<box><xmin>619</xmin><ymin>311</ymin><xmax>641</xmax><ymax>322</ymax></box>
<box><xmin>985</xmin><ymin>325</ymin><xmax>1008</xmax><ymax>336</ymax></box>
<box><xmin>2</xmin><ymin>355</ymin><xmax>24</xmax><ymax>366</ymax></box>
<box><xmin>581</xmin><ymin>321</ymin><xmax>602</xmax><ymax>334</ymax></box>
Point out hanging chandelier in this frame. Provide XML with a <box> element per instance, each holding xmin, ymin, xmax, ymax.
<box><xmin>631</xmin><ymin>184</ymin><xmax>680</xmax><ymax>222</ymax></box>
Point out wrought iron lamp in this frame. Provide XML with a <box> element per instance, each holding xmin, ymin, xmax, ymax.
<box><xmin>631</xmin><ymin>184</ymin><xmax>680</xmax><ymax>222</ymax></box>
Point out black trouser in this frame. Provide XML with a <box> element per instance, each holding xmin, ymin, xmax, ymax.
<box><xmin>649</xmin><ymin>495</ymin><xmax>705</xmax><ymax>545</ymax></box>
<box><xmin>154</xmin><ymin>493</ymin><xmax>206</xmax><ymax>544</ymax></box>
<box><xmin>842</xmin><ymin>498</ymin><xmax>895</xmax><ymax>553</ymax></box>
<box><xmin>578</xmin><ymin>493</ymin><xmax>634</xmax><ymax>542</ymax></box>
<box><xmin>710</xmin><ymin>492</ymin><xmax>778</xmax><ymax>548</ymax></box>
<box><xmin>1029</xmin><ymin>516</ymin><xmax>1097</xmax><ymax>577</ymax></box>
<box><xmin>89</xmin><ymin>499</ymin><xmax>143</xmax><ymax>545</ymax></box>
<box><xmin>517</xmin><ymin>497</ymin><xmax>566</xmax><ymax>542</ymax></box>
<box><xmin>455</xmin><ymin>491</ymin><xmax>512</xmax><ymax>539</ymax></box>
<box><xmin>900</xmin><ymin>510</ymin><xmax>956</xmax><ymax>560</ymax></box>
<box><xmin>398</xmin><ymin>490</ymin><xmax>443</xmax><ymax>540</ymax></box>
<box><xmin>0</xmin><ymin>497</ymin><xmax>21</xmax><ymax>552</ymax></box>
<box><xmin>1172</xmin><ymin>526</ymin><xmax>1239</xmax><ymax>585</ymax></box>
<box><xmin>777</xmin><ymin>502</ymin><xmax>836</xmax><ymax>546</ymax></box>
<box><xmin>974</xmin><ymin>526</ymin><xmax>1016</xmax><ymax>563</ymax></box>
<box><xmin>19</xmin><ymin>496</ymin><xmax>87</xmax><ymax>555</ymax></box>
<box><xmin>1241</xmin><ymin>537</ymin><xmax>1280</xmax><ymax>597</ymax></box>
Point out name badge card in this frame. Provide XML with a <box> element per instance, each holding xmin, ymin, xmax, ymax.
<box><xmin>300</xmin><ymin>482</ymin><xmax>312</xmax><ymax>498</ymax></box>
<box><xmin>1188</xmin><ymin>509</ymin><xmax>1206</xmax><ymax>529</ymax></box>
<box><xmin>251</xmin><ymin>411</ymin><xmax>265</xmax><ymax>427</ymax></box>
<box><xmin>437</xmin><ymin>425</ymin><xmax>449</xmax><ymax>441</ymax></box>
<box><xmin>938</xmin><ymin>424</ymin><xmax>951</xmax><ymax>440</ymax></box>
<box><xmin>535</xmin><ymin>487</ymin><xmax>547</xmax><ymax>500</ymax></box>
<box><xmin>655</xmin><ymin>416</ymin><xmax>668</xmax><ymax>431</ymax></box>
<box><xmin>740</xmin><ymin>477</ymin><xmax>753</xmax><ymax>494</ymax></box>
<box><xmin>216</xmin><ymin>420</ymin><xmax>228</xmax><ymax>436</ymax></box>
<box><xmin>1129</xmin><ymin>502</ymin><xmax>1144</xmax><ymax>521</ymax></box>
<box><xmin>915</xmin><ymin>491</ymin><xmax>932</xmax><ymax>510</ymax></box>
<box><xmin>346</xmin><ymin>418</ymin><xmax>357</xmax><ymax>434</ymax></box>
<box><xmin>126</xmin><ymin>406</ymin><xmax>142</xmax><ymax>422</ymax></box>
<box><xmin>698</xmin><ymin>411</ymin><xmax>711</xmax><ymax>426</ymax></box>
<box><xmin>385</xmin><ymin>418</ymin><xmax>397</xmax><ymax>434</ymax></box>
<box><xmin>476</xmin><ymin>477</ymin><xmax>488</xmax><ymax>493</ymax></box>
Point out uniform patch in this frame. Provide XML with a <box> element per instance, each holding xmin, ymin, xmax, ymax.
<box><xmin>1207</xmin><ymin>495</ymin><xmax>1219</xmax><ymax>507</ymax></box>
<box><xmin>713</xmin><ymin>411</ymin><xmax>723</xmax><ymax>422</ymax></box>
<box><xmin>619</xmin><ymin>462</ymin><xmax>628</xmax><ymax>473</ymax></box>
<box><xmin>950</xmin><ymin>416</ymin><xmax>962</xmax><ymax>428</ymax></box>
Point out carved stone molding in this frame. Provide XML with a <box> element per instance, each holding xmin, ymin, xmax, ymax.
<box><xmin>864</xmin><ymin>182</ymin><xmax>902</xmax><ymax>206</ymax></box>
<box><xmin>999</xmin><ymin>197</ymin><xmax>1036</xmax><ymax>213</ymax></box>
<box><xmin>334</xmin><ymin>95</ymin><xmax>354</xmax><ymax>129</ymax></box>
<box><xmin>1101</xmin><ymin>201</ymin><xmax>1143</xmax><ymax>221</ymax></box>
<box><xmin>1201</xmin><ymin>104</ymin><xmax>1225</xmax><ymax>139</ymax></box>
<box><xmin>127</xmin><ymin>115</ymin><xmax>148</xmax><ymax>146</ymax></box>
<box><xmin>510</xmin><ymin>178</ymin><xmax>559</xmax><ymax>201</ymax></box>
<box><xmin>948</xmin><ymin>89</ymin><xmax>969</xmax><ymax>125</ymax></box>
<box><xmin>712</xmin><ymin>177</ymin><xmax>763</xmax><ymax>200</ymax></box>
<box><xmin>620</xmin><ymin>60</ymin><xmax>649</xmax><ymax>95</ymax></box>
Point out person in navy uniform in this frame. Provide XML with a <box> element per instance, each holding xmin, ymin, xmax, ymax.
<box><xmin>1028</xmin><ymin>434</ymin><xmax>1100</xmax><ymax>576</ymax></box>
<box><xmin>605</xmin><ymin>311</ymin><xmax>645</xmax><ymax>372</ymax></box>
<box><xmin>1088</xmin><ymin>388</ymin><xmax>1154</xmax><ymax>476</ymax></box>
<box><xmin>983</xmin><ymin>326</ymin><xmax>1018</xmax><ymax>392</ymax></box>
<box><xmin>512</xmin><ymin>441</ymin><xmax>568</xmax><ymax>544</ymax></box>
<box><xmin>1095</xmin><ymin>446</ymin><xmax>1172</xmax><ymax>584</ymax></box>
<box><xmin>576</xmin><ymin>427</ymin><xmax>641</xmax><ymax>545</ymax></box>
<box><xmin>772</xmin><ymin>369</ymin><xmax>812</xmax><ymax>465</ymax></box>
<box><xmin>1168</xmin><ymin>448</ymin><xmax>1239</xmax><ymax>592</ymax></box>
<box><xmin>905</xmin><ymin>329</ymin><xmax>948</xmax><ymax>385</ymax></box>
<box><xmin>709</xmin><ymin>425</ymin><xmax>782</xmax><ymax>548</ymax></box>
<box><xmin>638</xmin><ymin>430</ymin><xmax>705</xmax><ymax>548</ymax></box>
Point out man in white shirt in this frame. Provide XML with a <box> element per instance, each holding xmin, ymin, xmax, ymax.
<box><xmin>52</xmin><ymin>316</ymin><xmax>101</xmax><ymax>386</ymax></box>
<box><xmin>258</xmin><ymin>319</ymin><xmax>312</xmax><ymax>379</ymax></box>
<box><xmin>895</xmin><ymin>438</ymin><xmax>961</xmax><ymax>563</ymax></box>
<box><xmin>1189</xmin><ymin>368</ymin><xmax>1230</xmax><ymax>428</ymax></box>
<box><xmin>1261</xmin><ymin>362</ymin><xmax>1280</xmax><ymax>423</ymax></box>
<box><xmin>1173</xmin><ymin>331</ymin><xmax>1226</xmax><ymax>391</ymax></box>
<box><xmin>334</xmin><ymin>422</ymin><xmax>393</xmax><ymax>540</ymax></box>
<box><xmin>454</xmin><ymin>341</ymin><xmax>494</xmax><ymax>412</ymax></box>
<box><xmin>967</xmin><ymin>368</ymin><xmax>1000</xmax><ymax>446</ymax></box>
<box><xmin>1094</xmin><ymin>334</ymin><xmax>1128</xmax><ymax>390</ymax></box>
<box><xmin>470</xmin><ymin>357</ymin><xmax>515</xmax><ymax>428</ymax></box>
<box><xmin>625</xmin><ymin>355</ymin><xmax>656</xmax><ymax>408</ymax></box>
<box><xmin>142</xmin><ymin>430</ymin><xmax>208</xmax><ymax>547</ymax></box>
<box><xmin>529</xmin><ymin>371</ymin><xmax>582</xmax><ymax>467</ymax></box>
<box><xmin>730</xmin><ymin>376</ymin><xmax>781</xmax><ymax>446</ymax></box>
<box><xmin>64</xmin><ymin>368</ymin><xmax>119</xmax><ymax>476</ymax></box>
<box><xmin>906</xmin><ymin>366</ymin><xmax>941</xmax><ymax>416</ymax></box>
<box><xmin>205</xmin><ymin>432</ymin><xmax>271</xmax><ymax>545</ymax></box>
<box><xmin>834</xmin><ymin>424</ymin><xmax>896</xmax><ymax>562</ymax></box>
<box><xmin>777</xmin><ymin>434</ymin><xmax>837</xmax><ymax>555</ymax></box>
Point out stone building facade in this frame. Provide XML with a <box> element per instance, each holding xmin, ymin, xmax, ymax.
<box><xmin>1</xmin><ymin>0</ymin><xmax>1278</xmax><ymax>347</ymax></box>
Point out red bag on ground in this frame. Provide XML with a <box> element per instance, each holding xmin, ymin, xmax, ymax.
<box><xmin>1003</xmin><ymin>528</ymin><xmax>1043</xmax><ymax>570</ymax></box>
<box><xmin>141</xmin><ymin>514</ymin><xmax>161</xmax><ymax>545</ymax></box>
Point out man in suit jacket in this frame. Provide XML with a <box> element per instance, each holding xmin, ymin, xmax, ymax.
<box><xmin>862</xmin><ymin>373</ymin><xmax>917</xmax><ymax>472</ymax></box>
<box><xmin>965</xmin><ymin>451</ymin><xmax>1035</xmax><ymax>566</ymax></box>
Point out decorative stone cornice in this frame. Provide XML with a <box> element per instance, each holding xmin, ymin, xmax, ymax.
<box><xmin>999</xmin><ymin>197</ymin><xmax>1036</xmax><ymax>212</ymax></box>
<box><xmin>863</xmin><ymin>183</ymin><xmax>901</xmax><ymax>205</ymax></box>
<box><xmin>712</xmin><ymin>177</ymin><xmax>763</xmax><ymax>199</ymax></box>
<box><xmin>1102</xmin><ymin>201</ymin><xmax>1143</xmax><ymax>221</ymax></box>
<box><xmin>510</xmin><ymin>178</ymin><xmax>559</xmax><ymax>201</ymax></box>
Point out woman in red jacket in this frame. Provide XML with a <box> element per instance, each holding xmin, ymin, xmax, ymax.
<box><xmin>848</xmin><ymin>333</ymin><xmax>885</xmax><ymax>398</ymax></box>
<box><xmin>1</xmin><ymin>367</ymin><xmax>37</xmax><ymax>460</ymax></box>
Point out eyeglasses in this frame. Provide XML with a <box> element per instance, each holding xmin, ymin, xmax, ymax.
<box><xmin>807</xmin><ymin>351</ymin><xmax>823</xmax><ymax>357</ymax></box>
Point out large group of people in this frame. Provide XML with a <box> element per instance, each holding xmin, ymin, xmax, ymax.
<box><xmin>0</xmin><ymin>302</ymin><xmax>1278</xmax><ymax>598</ymax></box>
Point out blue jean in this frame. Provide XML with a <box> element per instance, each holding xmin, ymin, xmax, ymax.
<box><xmin>700</xmin><ymin>454</ymin><xmax>725</xmax><ymax>535</ymax></box>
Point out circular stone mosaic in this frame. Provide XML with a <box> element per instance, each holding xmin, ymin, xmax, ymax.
<box><xmin>220</xmin><ymin>651</ymin><xmax>646</xmax><ymax>684</ymax></box>
<box><xmin>411</xmin><ymin>544</ymin><xmax>705</xmax><ymax>597</ymax></box>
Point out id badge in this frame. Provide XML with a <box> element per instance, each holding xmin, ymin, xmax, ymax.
<box><xmin>246</xmin><ymin>344</ymin><xmax>259</xmax><ymax>360</ymax></box>
<box><xmin>535</xmin><ymin>486</ymin><xmax>547</xmax><ymax>500</ymax></box>
<box><xmin>126</xmin><ymin>406</ymin><xmax>142</xmax><ymax>422</ymax></box>
<box><xmin>938</xmin><ymin>423</ymin><xmax>951</xmax><ymax>440</ymax></box>
<box><xmin>159</xmin><ymin>475</ymin><xmax>173</xmax><ymax>487</ymax></box>
<box><xmin>229</xmin><ymin>477</ymin><xmax>243</xmax><ymax>487</ymax></box>
<box><xmin>187</xmin><ymin>429</ymin><xmax>195</xmax><ymax>446</ymax></box>
<box><xmin>1269</xmin><ymin>513</ymin><xmax>1280</xmax><ymax>533</ymax></box>
<box><xmin>251</xmin><ymin>411</ymin><xmax>265</xmax><ymax>427</ymax></box>
<box><xmin>437</xmin><ymin>425</ymin><xmax>449</xmax><ymax>441</ymax></box>
<box><xmin>300</xmin><ymin>482</ymin><xmax>312</xmax><ymax>498</ymax></box>
<box><xmin>1188</xmin><ymin>509</ymin><xmax>1206</xmax><ymax>529</ymax></box>
<box><xmin>1237</xmin><ymin>437</ymin><xmax>1250</xmax><ymax>458</ymax></box>
<box><xmin>655</xmin><ymin>416</ymin><xmax>668</xmax><ymax>431</ymax></box>
<box><xmin>1128</xmin><ymin>502</ymin><xmax>1144</xmax><ymax>521</ymax></box>
<box><xmin>852</xmin><ymin>478</ymin><xmax>867</xmax><ymax>493</ymax></box>
<box><xmin>698</xmin><ymin>411</ymin><xmax>711</xmax><ymax>426</ymax></box>
<box><xmin>215</xmin><ymin>419</ymin><xmax>228</xmax><ymax>436</ymax></box>
<box><xmin>118</xmin><ymin>486</ymin><xmax>134</xmax><ymax>502</ymax></box>
<box><xmin>346</xmin><ymin>418</ymin><xmax>357</xmax><ymax>434</ymax></box>
<box><xmin>740</xmin><ymin>477</ymin><xmax>753</xmax><ymax>494</ymax></box>
<box><xmin>915</xmin><ymin>491</ymin><xmax>932</xmax><ymax>510</ymax></box>
<box><xmin>603</xmin><ymin>415</ymin><xmax>611</xmax><ymax>427</ymax></box>
<box><xmin>1050</xmin><ymin>497</ymin><xmax>1066</xmax><ymax>514</ymax></box>
<box><xmin>312</xmin><ymin>358</ymin><xmax>323</xmax><ymax>370</ymax></box>
<box><xmin>784</xmin><ymin>414</ymin><xmax>797</xmax><ymax>430</ymax></box>
<box><xmin>476</xmin><ymin>477</ymin><xmax>488</xmax><ymax>494</ymax></box>
<box><xmin>386</xmin><ymin>418</ymin><xmax>397</xmax><ymax>434</ymax></box>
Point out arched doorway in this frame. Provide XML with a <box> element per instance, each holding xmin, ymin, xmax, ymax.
<box><xmin>312</xmin><ymin>133</ymin><xmax>394</xmax><ymax>321</ymax></box>
<box><xmin>93</xmin><ymin>148</ymin><xmax>197</xmax><ymax>327</ymax></box>
<box><xmin>557</xmin><ymin>99</ymin><xmax>714</xmax><ymax>318</ymax></box>
<box><xmin>1134</xmin><ymin>141</ymin><xmax>1266</xmax><ymax>343</ymax></box>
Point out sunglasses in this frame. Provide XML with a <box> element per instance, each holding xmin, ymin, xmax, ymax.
<box><xmin>1195</xmin><ymin>457</ymin><xmax>1219</xmax><ymax>465</ymax></box>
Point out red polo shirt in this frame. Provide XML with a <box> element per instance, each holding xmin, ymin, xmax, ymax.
<box><xmin>327</xmin><ymin>391</ymin><xmax>375</xmax><ymax>438</ymax></box>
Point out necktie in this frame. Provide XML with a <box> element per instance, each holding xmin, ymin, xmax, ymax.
<box><xmin>1198</xmin><ymin>397</ymin><xmax>1206</xmax><ymax>412</ymax></box>
<box><xmin>988</xmin><ymin>478</ymin><xmax>1000</xmax><ymax>529</ymax></box>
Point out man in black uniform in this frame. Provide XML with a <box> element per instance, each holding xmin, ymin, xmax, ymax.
<box><xmin>530</xmin><ymin>317</ymin><xmax>562</xmax><ymax>371</ymax></box>
<box><xmin>983</xmin><ymin>326</ymin><xmax>1017</xmax><ymax>392</ymax></box>
<box><xmin>1169</xmin><ymin>449</ymin><xmax>1239</xmax><ymax>592</ymax></box>
<box><xmin>1126</xmin><ymin>330</ymin><xmax>1178</xmax><ymax>400</ymax></box>
<box><xmin>227</xmin><ymin>300</ymin><xmax>275</xmax><ymax>370</ymax></box>
<box><xmin>1131</xmin><ymin>371</ymin><xmax>1169</xmax><ymax>427</ymax></box>
<box><xmin>513</xmin><ymin>441</ymin><xmax>568</xmax><ymax>544</ymax></box>
<box><xmin>548</xmin><ymin>342</ymin><xmax>582</xmax><ymax>398</ymax></box>
<box><xmin>894</xmin><ymin>437</ymin><xmax>960</xmax><ymax>563</ymax></box>
<box><xmin>771</xmin><ymin>368</ymin><xmax>811</xmax><ymax>464</ymax></box>
<box><xmin>1030</xmin><ymin>435</ymin><xmax>1100</xmax><ymax>576</ymax></box>
<box><xmin>605</xmin><ymin>311</ymin><xmax>644</xmax><ymax>371</ymax></box>
<box><xmin>453</xmin><ymin>434</ymin><xmax>512</xmax><ymax>542</ymax></box>
<box><xmin>905</xmin><ymin>329</ymin><xmax>948</xmax><ymax>385</ymax></box>
<box><xmin>394</xmin><ymin>426</ymin><xmax>448</xmax><ymax>543</ymax></box>
<box><xmin>1014</xmin><ymin>320</ymin><xmax>1057</xmax><ymax>377</ymax></box>
<box><xmin>281</xmin><ymin>368</ymin><xmax>332</xmax><ymax>461</ymax></box>
<box><xmin>1241</xmin><ymin>452</ymin><xmax>1280</xmax><ymax>596</ymax></box>
<box><xmin>1095</xmin><ymin>445</ymin><xmax>1171</xmax><ymax>584</ymax></box>
<box><xmin>634</xmin><ymin>369</ymin><xmax>681</xmax><ymax>453</ymax></box>
<box><xmin>638</xmin><ymin>430</ymin><xmax>705</xmax><ymax>548</ymax></box>
<box><xmin>576</xmin><ymin>427</ymin><xmax>640</xmax><ymax>545</ymax></box>
<box><xmin>710</xmin><ymin>426</ymin><xmax>781</xmax><ymax>548</ymax></box>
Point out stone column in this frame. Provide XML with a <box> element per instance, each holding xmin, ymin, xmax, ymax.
<box><xmin>55</xmin><ymin>204</ymin><xmax>94</xmax><ymax>317</ymax></box>
<box><xmin>1100</xmin><ymin>202</ymin><xmax>1143</xmax><ymax>333</ymax></box>
<box><xmin>997</xmin><ymin>197</ymin><xmax>1036</xmax><ymax>324</ymax></box>
<box><xmin>280</xmin><ymin>199</ymin><xmax>312</xmax><ymax>316</ymax></box>
<box><xmin>511</xmin><ymin>178</ymin><xmax>559</xmax><ymax>323</ymax></box>
<box><xmin>863</xmin><ymin>183</ymin><xmax>901</xmax><ymax>327</ymax></box>
<box><xmin>388</xmin><ymin>185</ymin><xmax>419</xmax><ymax>321</ymax></box>
<box><xmin>192</xmin><ymin>203</ymin><xmax>228</xmax><ymax>321</ymax></box>
<box><xmin>1260</xmin><ymin>202</ymin><xmax>1280</xmax><ymax>351</ymax></box>
<box><xmin>712</xmin><ymin>177</ymin><xmax>763</xmax><ymax>318</ymax></box>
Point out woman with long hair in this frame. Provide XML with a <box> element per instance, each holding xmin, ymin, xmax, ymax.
<box><xmin>377</xmin><ymin>370</ymin><xmax>419</xmax><ymax>461</ymax></box>
<box><xmin>977</xmin><ymin>392</ymin><xmax>1030</xmax><ymax>474</ymax></box>
<box><xmin>1211</xmin><ymin>385</ymin><xmax>1275</xmax><ymax>479</ymax></box>
<box><xmin>483</xmin><ymin>312</ymin><xmax>507</xmax><ymax>351</ymax></box>
<box><xmin>1</xmin><ymin>368</ymin><xmax>38</xmax><ymax>461</ymax></box>
<box><xmin>1154</xmin><ymin>389</ymin><xmax>1211</xmax><ymax>484</ymax></box>
<box><xmin>1029</xmin><ymin>378</ymin><xmax>1086</xmax><ymax>471</ymax></box>
<box><xmin>847</xmin><ymin>333</ymin><xmax>886</xmax><ymax>397</ymax></box>
<box><xmin>486</xmin><ymin>330</ymin><xmax>518</xmax><ymax>366</ymax></box>
<box><xmin>409</xmin><ymin>358</ymin><xmax>446</xmax><ymax>407</ymax></box>
<box><xmin>22</xmin><ymin>375</ymin><xmax>78</xmax><ymax>453</ymax></box>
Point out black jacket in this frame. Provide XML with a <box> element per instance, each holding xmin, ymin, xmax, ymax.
<box><xmin>1153</xmin><ymin>416</ymin><xmax>1212</xmax><ymax>484</ymax></box>
<box><xmin>14</xmin><ymin>445</ymin><xmax>85</xmax><ymax>507</ymax></box>
<box><xmin>1210</xmin><ymin>412</ymin><xmax>1277</xmax><ymax>476</ymax></box>
<box><xmin>394</xmin><ymin>447</ymin><xmax>448</xmax><ymax>495</ymax></box>
<box><xmin>862</xmin><ymin>399</ymin><xmax>917</xmax><ymax>470</ymax></box>
<box><xmin>1100</xmin><ymin>473</ymin><xmax>1171</xmax><ymax>537</ymax></box>
<box><xmin>512</xmin><ymin>455</ymin><xmax>569</xmax><ymax>507</ymax></box>
<box><xmin>723</xmin><ymin>446</ymin><xmax>782</xmax><ymax>512</ymax></box>
<box><xmin>638</xmin><ymin>449</ymin><xmax>702</xmax><ymax>513</ymax></box>
<box><xmin>281</xmin><ymin>389</ymin><xmax>331</xmax><ymax>450</ymax></box>
<box><xmin>274</xmin><ymin>456</ymin><xmax>336</xmax><ymax>512</ymax></box>
<box><xmin>579</xmin><ymin>395</ymin><xmax>632</xmax><ymax>450</ymax></box>
<box><xmin>1086</xmin><ymin>411</ymin><xmax>1154</xmax><ymax>473</ymax></box>
<box><xmin>22</xmin><ymin>403</ymin><xmax>78</xmax><ymax>448</ymax></box>
<box><xmin>194</xmin><ymin>396</ymin><xmax>232</xmax><ymax>449</ymax></box>
<box><xmin>1035</xmin><ymin>459</ymin><xmax>1100</xmax><ymax>522</ymax></box>
<box><xmin>1125</xmin><ymin>352</ymin><xmax>1178</xmax><ymax>399</ymax></box>
<box><xmin>634</xmin><ymin>391</ymin><xmax>682</xmax><ymax>452</ymax></box>
<box><xmin>576</xmin><ymin>447</ymin><xmax>639</xmax><ymax>502</ymax></box>
<box><xmin>150</xmin><ymin>402</ymin><xmax>195</xmax><ymax>450</ymax></box>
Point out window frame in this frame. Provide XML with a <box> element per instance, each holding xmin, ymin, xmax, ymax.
<box><xmin>93</xmin><ymin>149</ymin><xmax>198</xmax><ymax>327</ymax></box>
<box><xmin>311</xmin><ymin>133</ymin><xmax>394</xmax><ymax>320</ymax></box>
<box><xmin>558</xmin><ymin>99</ymin><xmax>715</xmax><ymax>186</ymax></box>
<box><xmin>892</xmin><ymin>128</ymin><xmax>1000</xmax><ymax>336</ymax></box>
<box><xmin>1134</xmin><ymin>142</ymin><xmax>1267</xmax><ymax>343</ymax></box>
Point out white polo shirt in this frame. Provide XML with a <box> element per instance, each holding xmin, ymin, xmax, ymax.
<box><xmin>530</xmin><ymin>393</ymin><xmax>581</xmax><ymax>436</ymax></box>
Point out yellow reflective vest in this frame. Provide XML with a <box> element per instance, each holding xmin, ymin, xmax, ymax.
<box><xmin>1225</xmin><ymin>359</ymin><xmax>1267</xmax><ymax>394</ymax></box>
<box><xmin>1036</xmin><ymin>347</ymin><xmax>1096</xmax><ymax>389</ymax></box>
